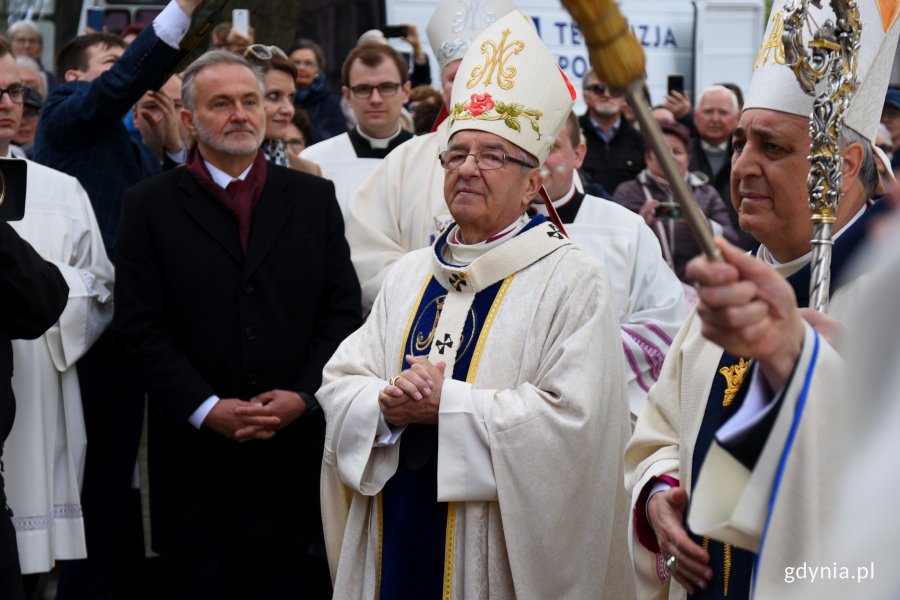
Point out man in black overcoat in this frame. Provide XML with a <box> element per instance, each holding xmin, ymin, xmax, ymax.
<box><xmin>114</xmin><ymin>50</ymin><xmax>362</xmax><ymax>599</ymax></box>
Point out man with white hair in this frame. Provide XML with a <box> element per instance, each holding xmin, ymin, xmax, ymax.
<box><xmin>318</xmin><ymin>11</ymin><xmax>634</xmax><ymax>599</ymax></box>
<box><xmin>691</xmin><ymin>85</ymin><xmax>754</xmax><ymax>248</ymax></box>
<box><xmin>625</xmin><ymin>3</ymin><xmax>899</xmax><ymax>598</ymax></box>
<box><xmin>7</xmin><ymin>21</ymin><xmax>55</xmax><ymax>94</ymax></box>
<box><xmin>14</xmin><ymin>56</ymin><xmax>46</xmax><ymax>99</ymax></box>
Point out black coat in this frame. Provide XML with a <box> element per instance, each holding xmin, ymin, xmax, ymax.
<box><xmin>114</xmin><ymin>162</ymin><xmax>363</xmax><ymax>554</ymax></box>
<box><xmin>579</xmin><ymin>113</ymin><xmax>646</xmax><ymax>195</ymax></box>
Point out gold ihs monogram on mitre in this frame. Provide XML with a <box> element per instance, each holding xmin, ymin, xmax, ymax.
<box><xmin>719</xmin><ymin>358</ymin><xmax>752</xmax><ymax>407</ymax></box>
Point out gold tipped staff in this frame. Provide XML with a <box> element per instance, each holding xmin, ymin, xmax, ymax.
<box><xmin>560</xmin><ymin>0</ymin><xmax>721</xmax><ymax>262</ymax></box>
<box><xmin>782</xmin><ymin>0</ymin><xmax>861</xmax><ymax>312</ymax></box>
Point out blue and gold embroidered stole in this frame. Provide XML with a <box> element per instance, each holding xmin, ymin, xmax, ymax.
<box><xmin>378</xmin><ymin>217</ymin><xmax>564</xmax><ymax>599</ymax></box>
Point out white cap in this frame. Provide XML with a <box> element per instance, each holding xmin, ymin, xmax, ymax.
<box><xmin>746</xmin><ymin>0</ymin><xmax>900</xmax><ymax>142</ymax></box>
<box><xmin>426</xmin><ymin>0</ymin><xmax>519</xmax><ymax>71</ymax></box>
<box><xmin>447</xmin><ymin>10</ymin><xmax>576</xmax><ymax>164</ymax></box>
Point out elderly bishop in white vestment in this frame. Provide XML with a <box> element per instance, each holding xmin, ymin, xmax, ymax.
<box><xmin>318</xmin><ymin>11</ymin><xmax>635</xmax><ymax>600</ymax></box>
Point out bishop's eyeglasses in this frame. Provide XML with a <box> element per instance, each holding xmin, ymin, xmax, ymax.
<box><xmin>438</xmin><ymin>149</ymin><xmax>537</xmax><ymax>171</ymax></box>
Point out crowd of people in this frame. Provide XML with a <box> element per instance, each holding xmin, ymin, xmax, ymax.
<box><xmin>2</xmin><ymin>0</ymin><xmax>900</xmax><ymax>598</ymax></box>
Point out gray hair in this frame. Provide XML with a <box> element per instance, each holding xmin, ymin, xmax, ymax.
<box><xmin>839</xmin><ymin>126</ymin><xmax>878</xmax><ymax>197</ymax></box>
<box><xmin>181</xmin><ymin>50</ymin><xmax>265</xmax><ymax>111</ymax></box>
<box><xmin>14</xmin><ymin>55</ymin><xmax>39</xmax><ymax>71</ymax></box>
<box><xmin>698</xmin><ymin>85</ymin><xmax>739</xmax><ymax>113</ymax></box>
<box><xmin>8</xmin><ymin>20</ymin><xmax>42</xmax><ymax>41</ymax></box>
<box><xmin>15</xmin><ymin>55</ymin><xmax>47</xmax><ymax>95</ymax></box>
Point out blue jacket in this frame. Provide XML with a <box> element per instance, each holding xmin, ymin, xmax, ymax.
<box><xmin>295</xmin><ymin>84</ymin><xmax>346</xmax><ymax>143</ymax></box>
<box><xmin>33</xmin><ymin>24</ymin><xmax>178</xmax><ymax>256</ymax></box>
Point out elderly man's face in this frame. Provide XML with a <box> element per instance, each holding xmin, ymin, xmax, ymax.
<box><xmin>10</xmin><ymin>32</ymin><xmax>42</xmax><ymax>60</ymax></box>
<box><xmin>696</xmin><ymin>89</ymin><xmax>739</xmax><ymax>146</ymax></box>
<box><xmin>18</xmin><ymin>66</ymin><xmax>45</xmax><ymax>99</ymax></box>
<box><xmin>582</xmin><ymin>74</ymin><xmax>623</xmax><ymax>119</ymax></box>
<box><xmin>730</xmin><ymin>109</ymin><xmax>813</xmax><ymax>261</ymax></box>
<box><xmin>443</xmin><ymin>130</ymin><xmax>542</xmax><ymax>243</ymax></box>
<box><xmin>183</xmin><ymin>63</ymin><xmax>265</xmax><ymax>159</ymax></box>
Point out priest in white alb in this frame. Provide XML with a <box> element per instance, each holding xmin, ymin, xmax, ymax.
<box><xmin>317</xmin><ymin>11</ymin><xmax>635</xmax><ymax>600</ymax></box>
<box><xmin>1</xmin><ymin>42</ymin><xmax>114</xmax><ymax>576</ymax></box>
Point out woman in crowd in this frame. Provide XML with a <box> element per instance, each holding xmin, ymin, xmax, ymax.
<box><xmin>288</xmin><ymin>39</ymin><xmax>345</xmax><ymax>143</ymax></box>
<box><xmin>244</xmin><ymin>44</ymin><xmax>322</xmax><ymax>176</ymax></box>
<box><xmin>613</xmin><ymin>120</ymin><xmax>738</xmax><ymax>282</ymax></box>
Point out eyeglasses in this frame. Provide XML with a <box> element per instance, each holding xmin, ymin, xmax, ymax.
<box><xmin>244</xmin><ymin>44</ymin><xmax>288</xmax><ymax>61</ymax></box>
<box><xmin>286</xmin><ymin>138</ymin><xmax>305</xmax><ymax>151</ymax></box>
<box><xmin>585</xmin><ymin>83</ymin><xmax>618</xmax><ymax>97</ymax></box>
<box><xmin>877</xmin><ymin>144</ymin><xmax>894</xmax><ymax>156</ymax></box>
<box><xmin>438</xmin><ymin>149</ymin><xmax>537</xmax><ymax>171</ymax></box>
<box><xmin>349</xmin><ymin>82</ymin><xmax>402</xmax><ymax>98</ymax></box>
<box><xmin>0</xmin><ymin>86</ymin><xmax>26</xmax><ymax>104</ymax></box>
<box><xmin>11</xmin><ymin>37</ymin><xmax>41</xmax><ymax>46</ymax></box>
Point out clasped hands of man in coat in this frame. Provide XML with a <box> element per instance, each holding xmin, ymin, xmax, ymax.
<box><xmin>205</xmin><ymin>391</ymin><xmax>308</xmax><ymax>442</ymax></box>
<box><xmin>379</xmin><ymin>355</ymin><xmax>447</xmax><ymax>427</ymax></box>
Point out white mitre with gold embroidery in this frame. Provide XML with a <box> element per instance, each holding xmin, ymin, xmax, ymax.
<box><xmin>447</xmin><ymin>10</ymin><xmax>576</xmax><ymax>164</ymax></box>
<box><xmin>747</xmin><ymin>0</ymin><xmax>900</xmax><ymax>142</ymax></box>
<box><xmin>426</xmin><ymin>0</ymin><xmax>519</xmax><ymax>70</ymax></box>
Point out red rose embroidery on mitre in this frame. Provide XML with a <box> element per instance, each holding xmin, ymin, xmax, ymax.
<box><xmin>466</xmin><ymin>93</ymin><xmax>496</xmax><ymax>116</ymax></box>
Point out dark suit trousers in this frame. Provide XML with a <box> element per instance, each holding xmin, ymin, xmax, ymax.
<box><xmin>161</xmin><ymin>543</ymin><xmax>332</xmax><ymax>600</ymax></box>
<box><xmin>57</xmin><ymin>331</ymin><xmax>146</xmax><ymax>599</ymax></box>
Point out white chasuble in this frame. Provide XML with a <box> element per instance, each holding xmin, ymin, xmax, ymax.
<box><xmin>319</xmin><ymin>216</ymin><xmax>635</xmax><ymax>599</ymax></box>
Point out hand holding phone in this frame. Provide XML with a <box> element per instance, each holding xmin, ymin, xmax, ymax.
<box><xmin>379</xmin><ymin>24</ymin><xmax>410</xmax><ymax>39</ymax></box>
<box><xmin>667</xmin><ymin>74</ymin><xmax>685</xmax><ymax>96</ymax></box>
<box><xmin>232</xmin><ymin>9</ymin><xmax>250</xmax><ymax>38</ymax></box>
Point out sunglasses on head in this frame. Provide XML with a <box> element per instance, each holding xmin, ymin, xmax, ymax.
<box><xmin>244</xmin><ymin>44</ymin><xmax>288</xmax><ymax>61</ymax></box>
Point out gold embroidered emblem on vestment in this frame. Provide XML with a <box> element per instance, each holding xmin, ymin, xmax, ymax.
<box><xmin>719</xmin><ymin>357</ymin><xmax>751</xmax><ymax>407</ymax></box>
